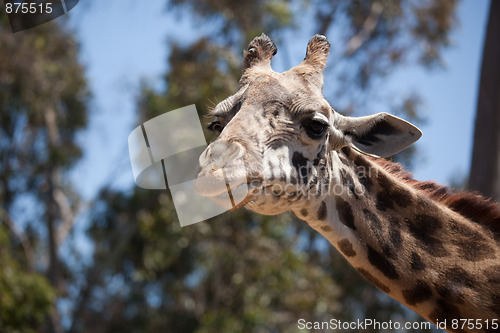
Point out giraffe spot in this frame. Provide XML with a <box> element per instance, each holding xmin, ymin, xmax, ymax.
<box><xmin>452</xmin><ymin>237</ymin><xmax>495</xmax><ymax>262</ymax></box>
<box><xmin>367</xmin><ymin>245</ymin><xmax>399</xmax><ymax>280</ymax></box>
<box><xmin>338</xmin><ymin>239</ymin><xmax>356</xmax><ymax>257</ymax></box>
<box><xmin>402</xmin><ymin>280</ymin><xmax>433</xmax><ymax>306</ymax></box>
<box><xmin>435</xmin><ymin>285</ymin><xmax>465</xmax><ymax>305</ymax></box>
<box><xmin>381</xmin><ymin>243</ymin><xmax>396</xmax><ymax>259</ymax></box>
<box><xmin>292</xmin><ymin>151</ymin><xmax>309</xmax><ymax>184</ymax></box>
<box><xmin>407</xmin><ymin>215</ymin><xmax>449</xmax><ymax>257</ymax></box>
<box><xmin>484</xmin><ymin>265</ymin><xmax>500</xmax><ymax>285</ymax></box>
<box><xmin>376</xmin><ymin>191</ymin><xmax>394</xmax><ymax>211</ymax></box>
<box><xmin>429</xmin><ymin>299</ymin><xmax>463</xmax><ymax>330</ymax></box>
<box><xmin>375</xmin><ymin>173</ymin><xmax>412</xmax><ymax>209</ymax></box>
<box><xmin>410</xmin><ymin>252</ymin><xmax>426</xmax><ymax>271</ymax></box>
<box><xmin>363</xmin><ymin>209</ymin><xmax>381</xmax><ymax>230</ymax></box>
<box><xmin>335</xmin><ymin>197</ymin><xmax>356</xmax><ymax>230</ymax></box>
<box><xmin>392</xmin><ymin>189</ymin><xmax>412</xmax><ymax>208</ymax></box>
<box><xmin>376</xmin><ymin>173</ymin><xmax>392</xmax><ymax>193</ymax></box>
<box><xmin>490</xmin><ymin>293</ymin><xmax>500</xmax><ymax>316</ymax></box>
<box><xmin>447</xmin><ymin>267</ymin><xmax>474</xmax><ymax>289</ymax></box>
<box><xmin>376</xmin><ymin>188</ymin><xmax>412</xmax><ymax>210</ymax></box>
<box><xmin>358</xmin><ymin>174</ymin><xmax>373</xmax><ymax>194</ymax></box>
<box><xmin>354</xmin><ymin>156</ymin><xmax>373</xmax><ymax>192</ymax></box>
<box><xmin>317</xmin><ymin>201</ymin><xmax>327</xmax><ymax>221</ymax></box>
<box><xmin>449</xmin><ymin>220</ymin><xmax>495</xmax><ymax>262</ymax></box>
<box><xmin>340</xmin><ymin>168</ymin><xmax>358</xmax><ymax>199</ymax></box>
<box><xmin>389</xmin><ymin>220</ymin><xmax>402</xmax><ymax>249</ymax></box>
<box><xmin>357</xmin><ymin>268</ymin><xmax>390</xmax><ymax>293</ymax></box>
<box><xmin>320</xmin><ymin>225</ymin><xmax>332</xmax><ymax>232</ymax></box>
<box><xmin>300</xmin><ymin>208</ymin><xmax>309</xmax><ymax>217</ymax></box>
<box><xmin>340</xmin><ymin>146</ymin><xmax>352</xmax><ymax>158</ymax></box>
<box><xmin>313</xmin><ymin>145</ymin><xmax>325</xmax><ymax>166</ymax></box>
<box><xmin>354</xmin><ymin>154</ymin><xmax>371</xmax><ymax>169</ymax></box>
<box><xmin>434</xmin><ymin>267</ymin><xmax>476</xmax><ymax>305</ymax></box>
<box><xmin>290</xmin><ymin>174</ymin><xmax>298</xmax><ymax>185</ymax></box>
<box><xmin>362</xmin><ymin>210</ymin><xmax>395</xmax><ymax>258</ymax></box>
<box><xmin>338</xmin><ymin>154</ymin><xmax>350</xmax><ymax>166</ymax></box>
<box><xmin>449</xmin><ymin>219</ymin><xmax>487</xmax><ymax>241</ymax></box>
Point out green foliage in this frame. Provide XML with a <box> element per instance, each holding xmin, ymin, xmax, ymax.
<box><xmin>0</xmin><ymin>12</ymin><xmax>89</xmax><ymax>206</ymax></box>
<box><xmin>83</xmin><ymin>189</ymin><xmax>341</xmax><ymax>332</ymax></box>
<box><xmin>0</xmin><ymin>227</ymin><xmax>55</xmax><ymax>333</ymax></box>
<box><xmin>168</xmin><ymin>0</ymin><xmax>293</xmax><ymax>41</ymax></box>
<box><xmin>138</xmin><ymin>39</ymin><xmax>240</xmax><ymax>122</ymax></box>
<box><xmin>0</xmin><ymin>9</ymin><xmax>89</xmax><ymax>333</ymax></box>
<box><xmin>0</xmin><ymin>1</ymin><xmax>460</xmax><ymax>332</ymax></box>
<box><xmin>75</xmin><ymin>1</ymin><xmax>458</xmax><ymax>331</ymax></box>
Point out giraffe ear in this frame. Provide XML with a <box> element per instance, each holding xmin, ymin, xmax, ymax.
<box><xmin>303</xmin><ymin>34</ymin><xmax>330</xmax><ymax>72</ymax></box>
<box><xmin>242</xmin><ymin>33</ymin><xmax>277</xmax><ymax>73</ymax></box>
<box><xmin>337</xmin><ymin>113</ymin><xmax>422</xmax><ymax>158</ymax></box>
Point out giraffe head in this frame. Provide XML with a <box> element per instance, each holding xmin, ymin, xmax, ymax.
<box><xmin>195</xmin><ymin>34</ymin><xmax>421</xmax><ymax>215</ymax></box>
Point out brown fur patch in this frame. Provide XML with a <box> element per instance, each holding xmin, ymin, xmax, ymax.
<box><xmin>321</xmin><ymin>225</ymin><xmax>332</xmax><ymax>232</ymax></box>
<box><xmin>335</xmin><ymin>197</ymin><xmax>356</xmax><ymax>230</ymax></box>
<box><xmin>410</xmin><ymin>252</ymin><xmax>426</xmax><ymax>271</ymax></box>
<box><xmin>368</xmin><ymin>157</ymin><xmax>500</xmax><ymax>237</ymax></box>
<box><xmin>357</xmin><ymin>268</ymin><xmax>390</xmax><ymax>293</ymax></box>
<box><xmin>338</xmin><ymin>239</ymin><xmax>356</xmax><ymax>257</ymax></box>
<box><xmin>402</xmin><ymin>280</ymin><xmax>433</xmax><ymax>306</ymax></box>
<box><xmin>317</xmin><ymin>201</ymin><xmax>328</xmax><ymax>221</ymax></box>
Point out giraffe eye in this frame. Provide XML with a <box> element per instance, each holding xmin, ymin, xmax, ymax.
<box><xmin>208</xmin><ymin>120</ymin><xmax>224</xmax><ymax>133</ymax></box>
<box><xmin>303</xmin><ymin>119</ymin><xmax>328</xmax><ymax>139</ymax></box>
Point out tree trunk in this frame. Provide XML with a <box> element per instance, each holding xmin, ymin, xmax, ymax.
<box><xmin>468</xmin><ymin>0</ymin><xmax>500</xmax><ymax>202</ymax></box>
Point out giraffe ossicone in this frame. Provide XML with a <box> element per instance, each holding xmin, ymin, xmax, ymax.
<box><xmin>195</xmin><ymin>34</ymin><xmax>500</xmax><ymax>332</ymax></box>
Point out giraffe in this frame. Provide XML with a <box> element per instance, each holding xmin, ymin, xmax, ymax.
<box><xmin>195</xmin><ymin>34</ymin><xmax>500</xmax><ymax>332</ymax></box>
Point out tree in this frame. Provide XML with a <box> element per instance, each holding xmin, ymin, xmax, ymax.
<box><xmin>73</xmin><ymin>1</ymin><xmax>459</xmax><ymax>332</ymax></box>
<box><xmin>71</xmin><ymin>189</ymin><xmax>342</xmax><ymax>333</ymax></box>
<box><xmin>0</xmin><ymin>11</ymin><xmax>89</xmax><ymax>333</ymax></box>
<box><xmin>0</xmin><ymin>225</ymin><xmax>54</xmax><ymax>333</ymax></box>
<box><xmin>468</xmin><ymin>0</ymin><xmax>500</xmax><ymax>201</ymax></box>
<box><xmin>1</xmin><ymin>0</ymin><xmax>463</xmax><ymax>331</ymax></box>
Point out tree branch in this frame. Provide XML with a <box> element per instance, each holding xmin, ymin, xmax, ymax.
<box><xmin>54</xmin><ymin>188</ymin><xmax>79</xmax><ymax>245</ymax></box>
<box><xmin>345</xmin><ymin>1</ymin><xmax>383</xmax><ymax>56</ymax></box>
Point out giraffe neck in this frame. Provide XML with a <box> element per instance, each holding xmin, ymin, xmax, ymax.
<box><xmin>290</xmin><ymin>147</ymin><xmax>500</xmax><ymax>328</ymax></box>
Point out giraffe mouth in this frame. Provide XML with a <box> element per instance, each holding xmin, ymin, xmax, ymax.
<box><xmin>194</xmin><ymin>175</ymin><xmax>258</xmax><ymax>211</ymax></box>
<box><xmin>194</xmin><ymin>167</ymin><xmax>251</xmax><ymax>195</ymax></box>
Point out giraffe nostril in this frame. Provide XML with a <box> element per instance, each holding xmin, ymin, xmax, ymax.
<box><xmin>199</xmin><ymin>141</ymin><xmax>243</xmax><ymax>171</ymax></box>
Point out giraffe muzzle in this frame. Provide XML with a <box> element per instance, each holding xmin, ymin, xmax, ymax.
<box><xmin>195</xmin><ymin>141</ymin><xmax>248</xmax><ymax>197</ymax></box>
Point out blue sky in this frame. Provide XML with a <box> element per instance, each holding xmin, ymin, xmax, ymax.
<box><xmin>68</xmin><ymin>0</ymin><xmax>490</xmax><ymax>201</ymax></box>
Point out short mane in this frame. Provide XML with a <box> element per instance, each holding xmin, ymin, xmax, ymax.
<box><xmin>370</xmin><ymin>157</ymin><xmax>500</xmax><ymax>236</ymax></box>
